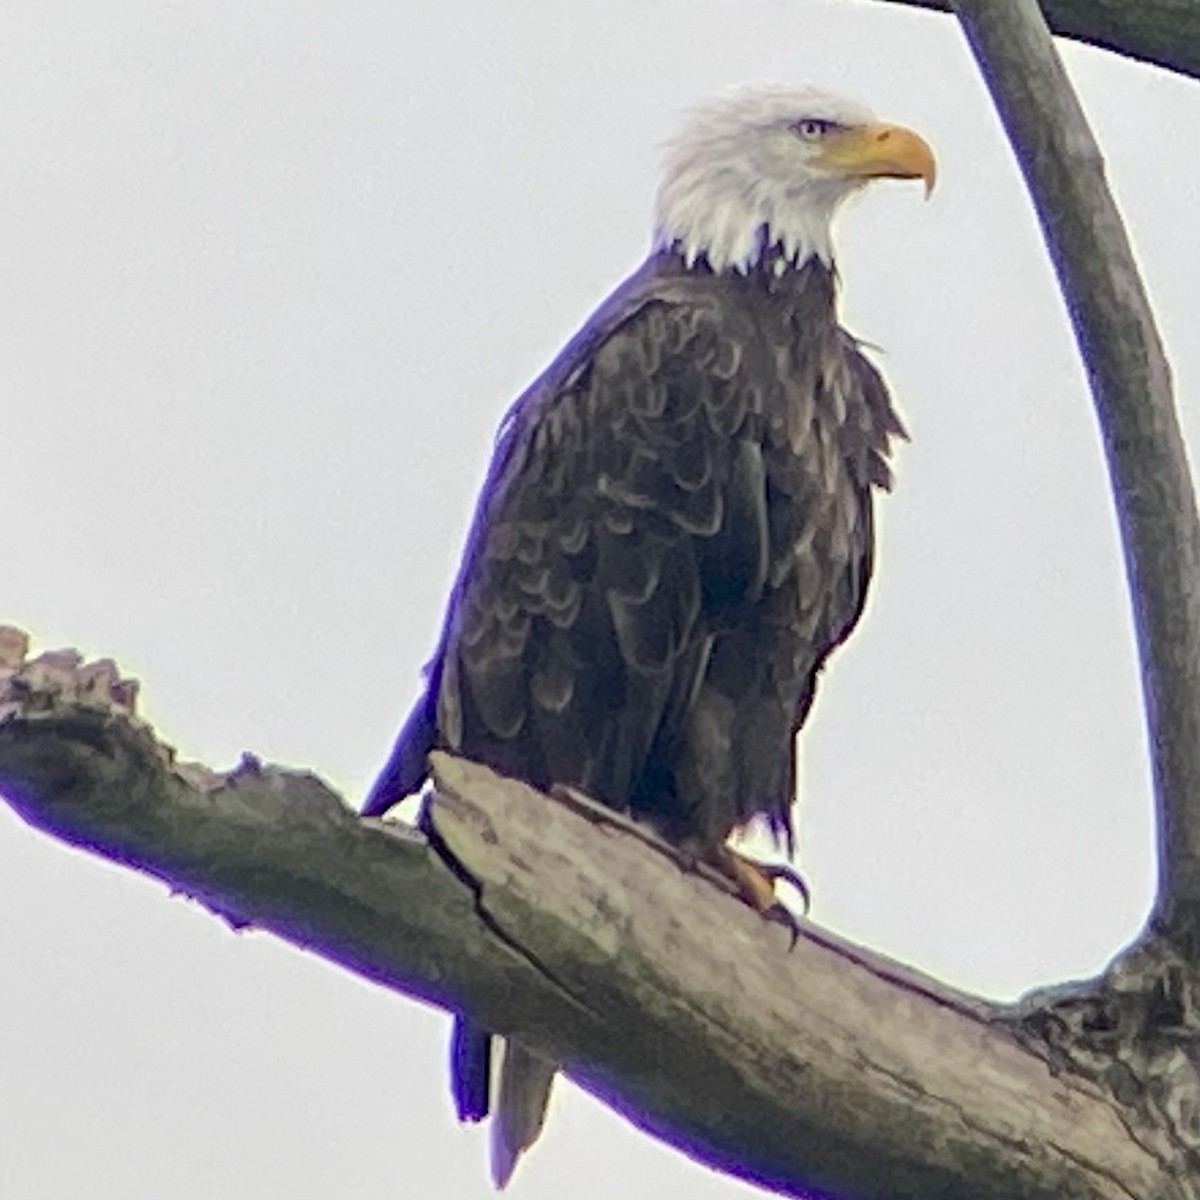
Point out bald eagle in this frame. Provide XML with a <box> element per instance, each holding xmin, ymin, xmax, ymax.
<box><xmin>364</xmin><ymin>85</ymin><xmax>934</xmax><ymax>1186</ymax></box>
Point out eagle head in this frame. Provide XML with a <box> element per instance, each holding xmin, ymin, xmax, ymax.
<box><xmin>654</xmin><ymin>84</ymin><xmax>936</xmax><ymax>274</ymax></box>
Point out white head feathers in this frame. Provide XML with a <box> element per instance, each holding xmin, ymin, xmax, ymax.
<box><xmin>654</xmin><ymin>85</ymin><xmax>887</xmax><ymax>274</ymax></box>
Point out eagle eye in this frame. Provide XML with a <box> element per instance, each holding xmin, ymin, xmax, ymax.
<box><xmin>792</xmin><ymin>118</ymin><xmax>839</xmax><ymax>141</ymax></box>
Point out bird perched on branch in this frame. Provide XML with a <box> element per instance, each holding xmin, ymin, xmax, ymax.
<box><xmin>364</xmin><ymin>83</ymin><xmax>934</xmax><ymax>1187</ymax></box>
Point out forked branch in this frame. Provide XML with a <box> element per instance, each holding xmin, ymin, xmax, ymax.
<box><xmin>947</xmin><ymin>0</ymin><xmax>1200</xmax><ymax>948</ymax></box>
<box><xmin>866</xmin><ymin>0</ymin><xmax>1200</xmax><ymax>80</ymax></box>
<box><xmin>0</xmin><ymin>636</ymin><xmax>1191</xmax><ymax>1198</ymax></box>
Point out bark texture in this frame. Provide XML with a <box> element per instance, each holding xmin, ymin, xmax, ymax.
<box><xmin>867</xmin><ymin>0</ymin><xmax>1200</xmax><ymax>79</ymax></box>
<box><xmin>6</xmin><ymin>5</ymin><xmax>1200</xmax><ymax>1196</ymax></box>
<box><xmin>951</xmin><ymin>0</ymin><xmax>1200</xmax><ymax>954</ymax></box>
<box><xmin>1</xmin><ymin>636</ymin><xmax>1196</xmax><ymax>1198</ymax></box>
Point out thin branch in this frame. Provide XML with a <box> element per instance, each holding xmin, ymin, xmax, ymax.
<box><xmin>865</xmin><ymin>0</ymin><xmax>1200</xmax><ymax>80</ymax></box>
<box><xmin>0</xmin><ymin>639</ymin><xmax>1187</xmax><ymax>1199</ymax></box>
<box><xmin>948</xmin><ymin>0</ymin><xmax>1200</xmax><ymax>949</ymax></box>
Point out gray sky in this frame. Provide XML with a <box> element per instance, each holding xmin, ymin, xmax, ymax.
<box><xmin>3</xmin><ymin>3</ymin><xmax>1198</xmax><ymax>1198</ymax></box>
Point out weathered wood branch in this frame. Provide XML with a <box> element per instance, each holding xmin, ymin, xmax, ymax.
<box><xmin>2</xmin><ymin>635</ymin><xmax>1197</xmax><ymax>1198</ymax></box>
<box><xmin>864</xmin><ymin>0</ymin><xmax>1200</xmax><ymax>80</ymax></box>
<box><xmin>950</xmin><ymin>0</ymin><xmax>1200</xmax><ymax>953</ymax></box>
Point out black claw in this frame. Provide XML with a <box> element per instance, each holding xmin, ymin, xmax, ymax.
<box><xmin>547</xmin><ymin>781</ymin><xmax>811</xmax><ymax>940</ymax></box>
<box><xmin>756</xmin><ymin>861</ymin><xmax>811</xmax><ymax>916</ymax></box>
<box><xmin>765</xmin><ymin>900</ymin><xmax>802</xmax><ymax>949</ymax></box>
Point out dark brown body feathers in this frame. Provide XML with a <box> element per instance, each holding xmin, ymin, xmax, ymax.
<box><xmin>364</xmin><ymin>246</ymin><xmax>903</xmax><ymax>1128</ymax></box>
<box><xmin>367</xmin><ymin>247</ymin><xmax>901</xmax><ymax>851</ymax></box>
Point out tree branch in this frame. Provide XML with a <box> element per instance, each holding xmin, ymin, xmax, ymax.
<box><xmin>2</xmin><ymin>635</ymin><xmax>1196</xmax><ymax>1198</ymax></box>
<box><xmin>865</xmin><ymin>0</ymin><xmax>1200</xmax><ymax>80</ymax></box>
<box><xmin>947</xmin><ymin>0</ymin><xmax>1200</xmax><ymax>950</ymax></box>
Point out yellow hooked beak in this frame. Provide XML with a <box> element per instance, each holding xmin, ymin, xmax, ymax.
<box><xmin>814</xmin><ymin>122</ymin><xmax>937</xmax><ymax>197</ymax></box>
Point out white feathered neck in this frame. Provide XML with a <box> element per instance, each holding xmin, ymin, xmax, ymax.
<box><xmin>654</xmin><ymin>85</ymin><xmax>876</xmax><ymax>274</ymax></box>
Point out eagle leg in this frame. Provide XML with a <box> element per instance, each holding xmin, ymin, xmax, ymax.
<box><xmin>548</xmin><ymin>785</ymin><xmax>740</xmax><ymax>894</ymax></box>
<box><xmin>548</xmin><ymin>783</ymin><xmax>806</xmax><ymax>942</ymax></box>
<box><xmin>692</xmin><ymin>844</ymin><xmax>806</xmax><ymax>947</ymax></box>
<box><xmin>730</xmin><ymin>854</ymin><xmax>811</xmax><ymax>916</ymax></box>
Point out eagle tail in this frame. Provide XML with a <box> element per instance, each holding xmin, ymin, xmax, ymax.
<box><xmin>490</xmin><ymin>1039</ymin><xmax>558</xmax><ymax>1190</ymax></box>
<box><xmin>451</xmin><ymin>1016</ymin><xmax>492</xmax><ymax>1122</ymax></box>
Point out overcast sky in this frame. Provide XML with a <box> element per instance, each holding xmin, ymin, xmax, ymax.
<box><xmin>3</xmin><ymin>4</ymin><xmax>1198</xmax><ymax>1198</ymax></box>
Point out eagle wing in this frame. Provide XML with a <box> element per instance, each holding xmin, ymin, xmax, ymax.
<box><xmin>441</xmin><ymin>281</ymin><xmax>786</xmax><ymax>806</ymax></box>
<box><xmin>364</xmin><ymin>263</ymin><xmax>893</xmax><ymax>828</ymax></box>
<box><xmin>367</xmin><ymin>266</ymin><xmax>752</xmax><ymax>809</ymax></box>
<box><xmin>363</xmin><ymin>259</ymin><xmax>900</xmax><ymax>1177</ymax></box>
